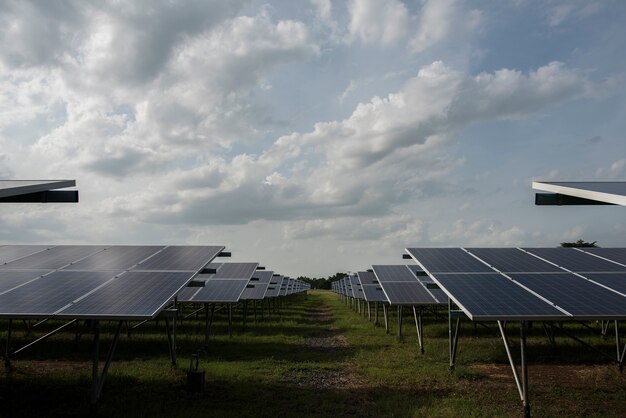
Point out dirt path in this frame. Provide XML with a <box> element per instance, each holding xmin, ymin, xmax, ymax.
<box><xmin>285</xmin><ymin>302</ymin><xmax>367</xmax><ymax>391</ymax></box>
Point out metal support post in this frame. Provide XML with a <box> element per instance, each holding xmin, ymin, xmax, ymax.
<box><xmin>228</xmin><ymin>304</ymin><xmax>233</xmax><ymax>338</ymax></box>
<box><xmin>375</xmin><ymin>302</ymin><xmax>379</xmax><ymax>325</ymax></box>
<box><xmin>448</xmin><ymin>298</ymin><xmax>461</xmax><ymax>371</ymax></box>
<box><xmin>242</xmin><ymin>301</ymin><xmax>248</xmax><ymax>331</ymax></box>
<box><xmin>4</xmin><ymin>319</ymin><xmax>13</xmax><ymax>368</ymax></box>
<box><xmin>413</xmin><ymin>306</ymin><xmax>424</xmax><ymax>354</ymax></box>
<box><xmin>90</xmin><ymin>321</ymin><xmax>123</xmax><ymax>406</ymax></box>
<box><xmin>520</xmin><ymin>321</ymin><xmax>530</xmax><ymax>418</ymax></box>
<box><xmin>367</xmin><ymin>302</ymin><xmax>371</xmax><ymax>321</ymax></box>
<box><xmin>397</xmin><ymin>305</ymin><xmax>403</xmax><ymax>338</ymax></box>
<box><xmin>165</xmin><ymin>318</ymin><xmax>176</xmax><ymax>366</ymax></box>
<box><xmin>616</xmin><ymin>320</ymin><xmax>625</xmax><ymax>372</ymax></box>
<box><xmin>383</xmin><ymin>304</ymin><xmax>389</xmax><ymax>334</ymax></box>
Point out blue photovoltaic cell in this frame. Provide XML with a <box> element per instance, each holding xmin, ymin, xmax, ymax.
<box><xmin>191</xmin><ymin>279</ymin><xmax>248</xmax><ymax>302</ymax></box>
<box><xmin>406</xmin><ymin>248</ymin><xmax>495</xmax><ymax>273</ymax></box>
<box><xmin>432</xmin><ymin>273</ymin><xmax>567</xmax><ymax>320</ymax></box>
<box><xmin>134</xmin><ymin>246</ymin><xmax>224</xmax><ymax>271</ymax></box>
<box><xmin>361</xmin><ymin>284</ymin><xmax>388</xmax><ymax>302</ymax></box>
<box><xmin>0</xmin><ymin>246</ymin><xmax>106</xmax><ymax>270</ymax></box>
<box><xmin>523</xmin><ymin>248</ymin><xmax>626</xmax><ymax>272</ymax></box>
<box><xmin>509</xmin><ymin>273</ymin><xmax>626</xmax><ymax>318</ymax></box>
<box><xmin>240</xmin><ymin>270</ymin><xmax>273</xmax><ymax>300</ymax></box>
<box><xmin>213</xmin><ymin>262</ymin><xmax>258</xmax><ymax>279</ymax></box>
<box><xmin>357</xmin><ymin>271</ymin><xmax>377</xmax><ymax>285</ymax></box>
<box><xmin>0</xmin><ymin>270</ymin><xmax>53</xmax><ymax>294</ymax></box>
<box><xmin>0</xmin><ymin>271</ymin><xmax>119</xmax><ymax>317</ymax></box>
<box><xmin>59</xmin><ymin>271</ymin><xmax>193</xmax><ymax>319</ymax></box>
<box><xmin>466</xmin><ymin>248</ymin><xmax>563</xmax><ymax>273</ymax></box>
<box><xmin>65</xmin><ymin>246</ymin><xmax>164</xmax><ymax>270</ymax></box>
<box><xmin>0</xmin><ymin>246</ymin><xmax>50</xmax><ymax>265</ymax></box>
<box><xmin>372</xmin><ymin>265</ymin><xmax>423</xmax><ymax>282</ymax></box>
<box><xmin>582</xmin><ymin>273</ymin><xmax>626</xmax><ymax>295</ymax></box>
<box><xmin>176</xmin><ymin>286</ymin><xmax>200</xmax><ymax>302</ymax></box>
<box><xmin>580</xmin><ymin>248</ymin><xmax>626</xmax><ymax>266</ymax></box>
<box><xmin>381</xmin><ymin>281</ymin><xmax>439</xmax><ymax>305</ymax></box>
<box><xmin>265</xmin><ymin>276</ymin><xmax>283</xmax><ymax>298</ymax></box>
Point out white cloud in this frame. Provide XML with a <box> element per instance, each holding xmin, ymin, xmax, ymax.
<box><xmin>347</xmin><ymin>0</ymin><xmax>410</xmax><ymax>45</ymax></box>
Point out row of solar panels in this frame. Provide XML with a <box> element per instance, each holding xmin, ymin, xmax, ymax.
<box><xmin>0</xmin><ymin>245</ymin><xmax>309</xmax><ymax>321</ymax></box>
<box><xmin>333</xmin><ymin>248</ymin><xmax>626</xmax><ymax>320</ymax></box>
<box><xmin>331</xmin><ymin>265</ymin><xmax>446</xmax><ymax>306</ymax></box>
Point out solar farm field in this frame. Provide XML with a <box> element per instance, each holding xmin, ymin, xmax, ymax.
<box><xmin>1</xmin><ymin>290</ymin><xmax>624</xmax><ymax>417</ymax></box>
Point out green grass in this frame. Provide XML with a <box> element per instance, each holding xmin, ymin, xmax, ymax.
<box><xmin>0</xmin><ymin>290</ymin><xmax>624</xmax><ymax>417</ymax></box>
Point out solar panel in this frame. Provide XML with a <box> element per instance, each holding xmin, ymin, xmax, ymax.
<box><xmin>523</xmin><ymin>248</ymin><xmax>626</xmax><ymax>272</ymax></box>
<box><xmin>371</xmin><ymin>265</ymin><xmax>423</xmax><ymax>282</ymax></box>
<box><xmin>0</xmin><ymin>246</ymin><xmax>50</xmax><ymax>265</ymax></box>
<box><xmin>361</xmin><ymin>285</ymin><xmax>388</xmax><ymax>302</ymax></box>
<box><xmin>0</xmin><ymin>180</ymin><xmax>76</xmax><ymax>198</ymax></box>
<box><xmin>532</xmin><ymin>181</ymin><xmax>626</xmax><ymax>205</ymax></box>
<box><xmin>0</xmin><ymin>270</ymin><xmax>53</xmax><ymax>294</ymax></box>
<box><xmin>0</xmin><ymin>271</ymin><xmax>120</xmax><ymax>317</ymax></box>
<box><xmin>357</xmin><ymin>271</ymin><xmax>378</xmax><ymax>285</ymax></box>
<box><xmin>0</xmin><ymin>246</ymin><xmax>107</xmax><ymax>270</ymax></box>
<box><xmin>134</xmin><ymin>246</ymin><xmax>224</xmax><ymax>271</ymax></box>
<box><xmin>240</xmin><ymin>270</ymin><xmax>273</xmax><ymax>300</ymax></box>
<box><xmin>466</xmin><ymin>248</ymin><xmax>563</xmax><ymax>273</ymax></box>
<box><xmin>59</xmin><ymin>271</ymin><xmax>192</xmax><ymax>319</ymax></box>
<box><xmin>64</xmin><ymin>246</ymin><xmax>165</xmax><ymax>270</ymax></box>
<box><xmin>508</xmin><ymin>273</ymin><xmax>626</xmax><ymax>318</ymax></box>
<box><xmin>581</xmin><ymin>273</ymin><xmax>626</xmax><ymax>295</ymax></box>
<box><xmin>372</xmin><ymin>265</ymin><xmax>441</xmax><ymax>305</ymax></box>
<box><xmin>190</xmin><ymin>279</ymin><xmax>248</xmax><ymax>303</ymax></box>
<box><xmin>579</xmin><ymin>248</ymin><xmax>626</xmax><ymax>266</ymax></box>
<box><xmin>264</xmin><ymin>275</ymin><xmax>283</xmax><ymax>298</ymax></box>
<box><xmin>213</xmin><ymin>262</ymin><xmax>258</xmax><ymax>279</ymax></box>
<box><xmin>431</xmin><ymin>273</ymin><xmax>567</xmax><ymax>321</ymax></box>
<box><xmin>406</xmin><ymin>248</ymin><xmax>495</xmax><ymax>273</ymax></box>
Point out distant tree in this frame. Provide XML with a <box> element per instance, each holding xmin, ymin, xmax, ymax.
<box><xmin>560</xmin><ymin>239</ymin><xmax>598</xmax><ymax>248</ymax></box>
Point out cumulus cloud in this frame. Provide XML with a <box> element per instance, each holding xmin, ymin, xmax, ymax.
<box><xmin>347</xmin><ymin>0</ymin><xmax>410</xmax><ymax>45</ymax></box>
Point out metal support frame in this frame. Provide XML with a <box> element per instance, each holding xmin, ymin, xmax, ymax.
<box><xmin>242</xmin><ymin>301</ymin><xmax>248</xmax><ymax>331</ymax></box>
<box><xmin>90</xmin><ymin>321</ymin><xmax>123</xmax><ymax>406</ymax></box>
<box><xmin>367</xmin><ymin>302</ymin><xmax>371</xmax><ymax>321</ymax></box>
<box><xmin>375</xmin><ymin>302</ymin><xmax>379</xmax><ymax>325</ymax></box>
<box><xmin>397</xmin><ymin>305</ymin><xmax>403</xmax><ymax>338</ymax></box>
<box><xmin>413</xmin><ymin>306</ymin><xmax>424</xmax><ymax>354</ymax></box>
<box><xmin>228</xmin><ymin>304</ymin><xmax>233</xmax><ymax>338</ymax></box>
<box><xmin>615</xmin><ymin>320</ymin><xmax>625</xmax><ymax>372</ymax></box>
<box><xmin>497</xmin><ymin>321</ymin><xmax>530</xmax><ymax>418</ymax></box>
<box><xmin>383</xmin><ymin>304</ymin><xmax>389</xmax><ymax>334</ymax></box>
<box><xmin>4</xmin><ymin>319</ymin><xmax>79</xmax><ymax>367</ymax></box>
<box><xmin>448</xmin><ymin>298</ymin><xmax>461</xmax><ymax>371</ymax></box>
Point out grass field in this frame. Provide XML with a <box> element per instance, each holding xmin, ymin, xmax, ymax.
<box><xmin>1</xmin><ymin>290</ymin><xmax>624</xmax><ymax>417</ymax></box>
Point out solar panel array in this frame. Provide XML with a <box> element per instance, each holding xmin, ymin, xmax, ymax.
<box><xmin>372</xmin><ymin>265</ymin><xmax>443</xmax><ymax>306</ymax></box>
<box><xmin>0</xmin><ymin>245</ymin><xmax>224</xmax><ymax>320</ymax></box>
<box><xmin>356</xmin><ymin>271</ymin><xmax>388</xmax><ymax>302</ymax></box>
<box><xmin>406</xmin><ymin>247</ymin><xmax>626</xmax><ymax>321</ymax></box>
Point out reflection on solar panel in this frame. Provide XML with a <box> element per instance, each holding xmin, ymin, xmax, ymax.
<box><xmin>580</xmin><ymin>248</ymin><xmax>626</xmax><ymax>265</ymax></box>
<box><xmin>65</xmin><ymin>246</ymin><xmax>164</xmax><ymax>270</ymax></box>
<box><xmin>432</xmin><ymin>273</ymin><xmax>567</xmax><ymax>320</ymax></box>
<box><xmin>0</xmin><ymin>246</ymin><xmax>50</xmax><ymax>265</ymax></box>
<box><xmin>580</xmin><ymin>273</ymin><xmax>626</xmax><ymax>295</ymax></box>
<box><xmin>135</xmin><ymin>246</ymin><xmax>224</xmax><ymax>271</ymax></box>
<box><xmin>406</xmin><ymin>248</ymin><xmax>494</xmax><ymax>273</ymax></box>
<box><xmin>0</xmin><ymin>271</ymin><xmax>119</xmax><ymax>317</ymax></box>
<box><xmin>523</xmin><ymin>248</ymin><xmax>626</xmax><ymax>272</ymax></box>
<box><xmin>60</xmin><ymin>271</ymin><xmax>192</xmax><ymax>319</ymax></box>
<box><xmin>0</xmin><ymin>270</ymin><xmax>52</xmax><ymax>294</ymax></box>
<box><xmin>240</xmin><ymin>270</ymin><xmax>273</xmax><ymax>300</ymax></box>
<box><xmin>0</xmin><ymin>246</ymin><xmax>106</xmax><ymax>270</ymax></box>
<box><xmin>372</xmin><ymin>265</ymin><xmax>441</xmax><ymax>305</ymax></box>
<box><xmin>466</xmin><ymin>248</ymin><xmax>563</xmax><ymax>273</ymax></box>
<box><xmin>508</xmin><ymin>273</ymin><xmax>626</xmax><ymax>318</ymax></box>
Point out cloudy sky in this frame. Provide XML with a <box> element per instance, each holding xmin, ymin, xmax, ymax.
<box><xmin>0</xmin><ymin>0</ymin><xmax>625</xmax><ymax>277</ymax></box>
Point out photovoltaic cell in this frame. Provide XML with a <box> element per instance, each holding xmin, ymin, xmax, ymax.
<box><xmin>0</xmin><ymin>246</ymin><xmax>50</xmax><ymax>265</ymax></box>
<box><xmin>65</xmin><ymin>246</ymin><xmax>164</xmax><ymax>270</ymax></box>
<box><xmin>213</xmin><ymin>262</ymin><xmax>258</xmax><ymax>279</ymax></box>
<box><xmin>357</xmin><ymin>271</ymin><xmax>377</xmax><ymax>285</ymax></box>
<box><xmin>580</xmin><ymin>248</ymin><xmax>626</xmax><ymax>266</ymax></box>
<box><xmin>381</xmin><ymin>282</ymin><xmax>438</xmax><ymax>305</ymax></box>
<box><xmin>466</xmin><ymin>248</ymin><xmax>563</xmax><ymax>273</ymax></box>
<box><xmin>0</xmin><ymin>271</ymin><xmax>120</xmax><ymax>317</ymax></box>
<box><xmin>59</xmin><ymin>271</ymin><xmax>193</xmax><ymax>319</ymax></box>
<box><xmin>0</xmin><ymin>270</ymin><xmax>53</xmax><ymax>294</ymax></box>
<box><xmin>191</xmin><ymin>279</ymin><xmax>248</xmax><ymax>303</ymax></box>
<box><xmin>0</xmin><ymin>246</ymin><xmax>106</xmax><ymax>270</ymax></box>
<box><xmin>134</xmin><ymin>246</ymin><xmax>224</xmax><ymax>271</ymax></box>
<box><xmin>240</xmin><ymin>270</ymin><xmax>273</xmax><ymax>300</ymax></box>
<box><xmin>361</xmin><ymin>285</ymin><xmax>388</xmax><ymax>302</ymax></box>
<box><xmin>431</xmin><ymin>273</ymin><xmax>567</xmax><ymax>320</ymax></box>
<box><xmin>406</xmin><ymin>248</ymin><xmax>494</xmax><ymax>273</ymax></box>
<box><xmin>509</xmin><ymin>273</ymin><xmax>626</xmax><ymax>318</ymax></box>
<box><xmin>372</xmin><ymin>265</ymin><xmax>422</xmax><ymax>282</ymax></box>
<box><xmin>523</xmin><ymin>248</ymin><xmax>626</xmax><ymax>272</ymax></box>
<box><xmin>581</xmin><ymin>273</ymin><xmax>626</xmax><ymax>295</ymax></box>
